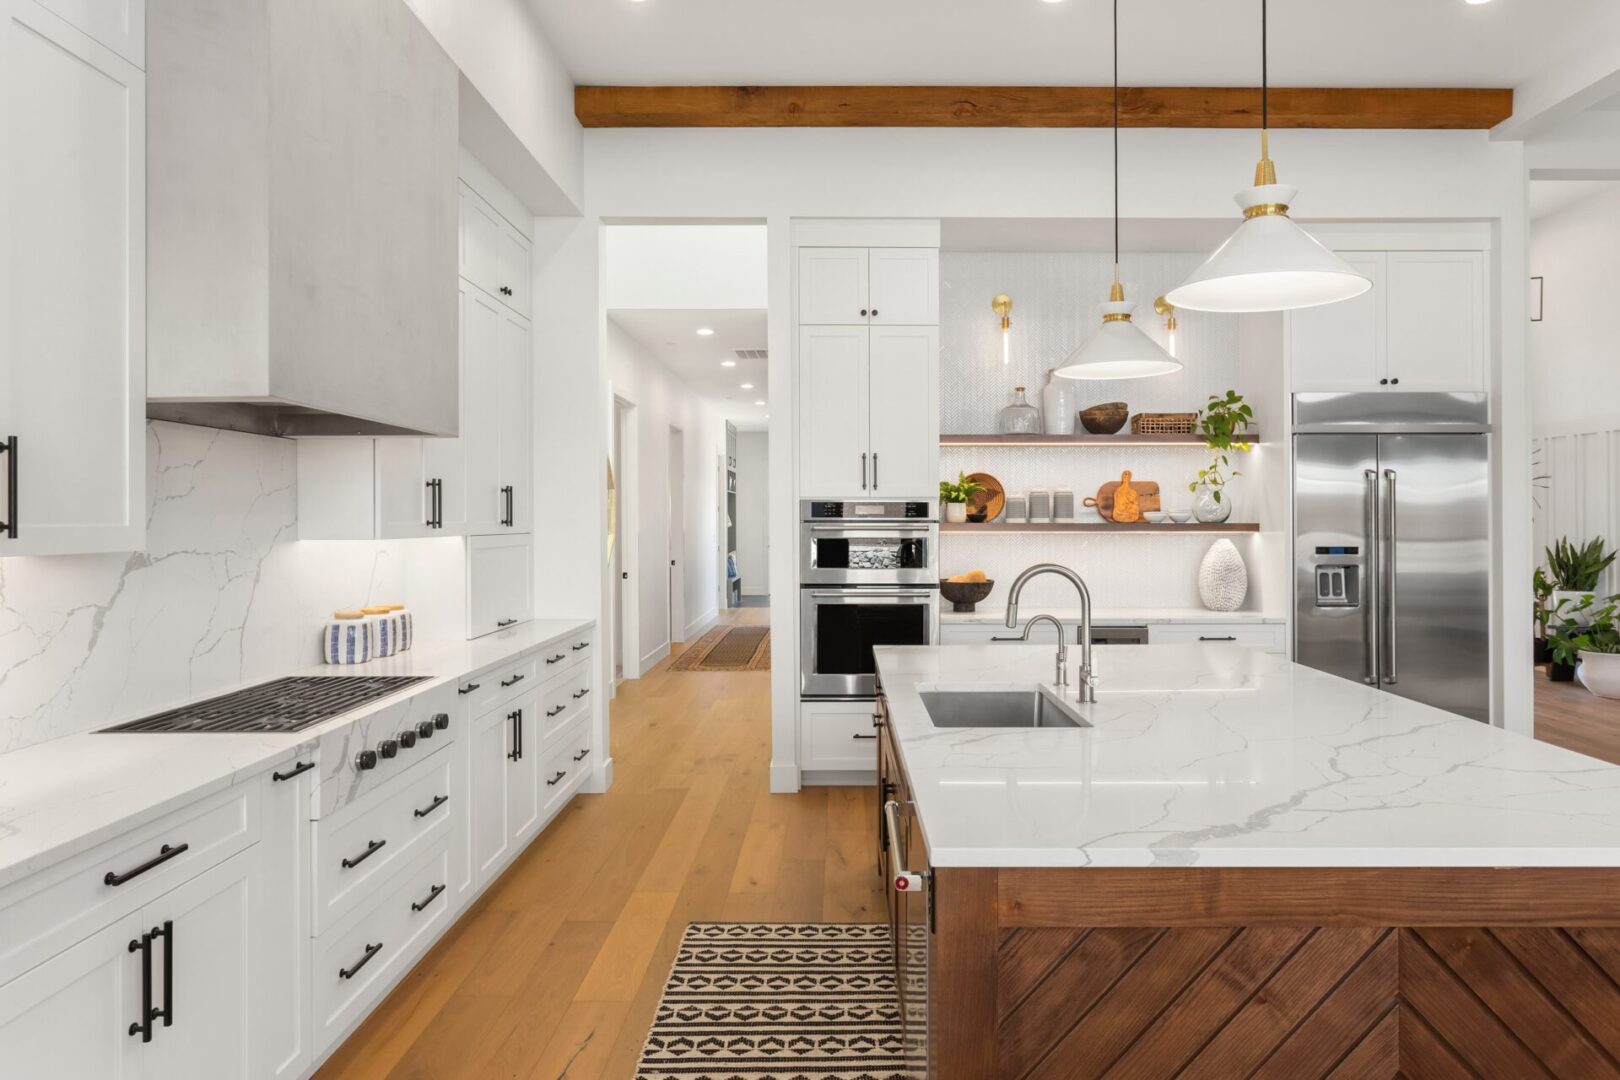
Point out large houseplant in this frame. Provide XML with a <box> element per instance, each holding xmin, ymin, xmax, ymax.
<box><xmin>1189</xmin><ymin>390</ymin><xmax>1253</xmax><ymax>524</ymax></box>
<box><xmin>1548</xmin><ymin>595</ymin><xmax>1620</xmax><ymax>697</ymax></box>
<box><xmin>1546</xmin><ymin>536</ymin><xmax>1616</xmax><ymax>624</ymax></box>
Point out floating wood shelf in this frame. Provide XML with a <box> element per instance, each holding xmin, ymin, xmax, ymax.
<box><xmin>940</xmin><ymin>433</ymin><xmax>1260</xmax><ymax>448</ymax></box>
<box><xmin>941</xmin><ymin>522</ymin><xmax>1261</xmax><ymax>535</ymax></box>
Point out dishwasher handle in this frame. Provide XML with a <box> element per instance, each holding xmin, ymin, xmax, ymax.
<box><xmin>883</xmin><ymin>800</ymin><xmax>925</xmax><ymax>893</ymax></box>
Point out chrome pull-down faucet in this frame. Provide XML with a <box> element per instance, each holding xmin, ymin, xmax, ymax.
<box><xmin>1006</xmin><ymin>563</ymin><xmax>1097</xmax><ymax>703</ymax></box>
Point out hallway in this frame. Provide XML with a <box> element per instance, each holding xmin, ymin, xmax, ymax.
<box><xmin>317</xmin><ymin>607</ymin><xmax>886</xmax><ymax>1079</ymax></box>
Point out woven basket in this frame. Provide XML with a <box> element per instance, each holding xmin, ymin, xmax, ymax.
<box><xmin>1130</xmin><ymin>412</ymin><xmax>1197</xmax><ymax>436</ymax></box>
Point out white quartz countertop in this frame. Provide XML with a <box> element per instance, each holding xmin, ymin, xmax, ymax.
<box><xmin>940</xmin><ymin>607</ymin><xmax>1283</xmax><ymax>625</ymax></box>
<box><xmin>0</xmin><ymin>617</ymin><xmax>593</xmax><ymax>890</ymax></box>
<box><xmin>875</xmin><ymin>643</ymin><xmax>1620</xmax><ymax>869</ymax></box>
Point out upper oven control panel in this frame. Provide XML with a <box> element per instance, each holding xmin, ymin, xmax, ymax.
<box><xmin>804</xmin><ymin>500</ymin><xmax>935</xmax><ymax>521</ymax></box>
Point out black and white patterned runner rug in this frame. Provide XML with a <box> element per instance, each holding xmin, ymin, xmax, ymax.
<box><xmin>635</xmin><ymin>922</ymin><xmax>910</xmax><ymax>1080</ymax></box>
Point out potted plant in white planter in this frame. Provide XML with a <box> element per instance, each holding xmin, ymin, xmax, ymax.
<box><xmin>939</xmin><ymin>472</ymin><xmax>984</xmax><ymax>524</ymax></box>
<box><xmin>1546</xmin><ymin>536</ymin><xmax>1616</xmax><ymax>625</ymax></box>
<box><xmin>1562</xmin><ymin>597</ymin><xmax>1620</xmax><ymax>698</ymax></box>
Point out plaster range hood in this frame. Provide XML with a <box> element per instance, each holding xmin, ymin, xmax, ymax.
<box><xmin>145</xmin><ymin>0</ymin><xmax>460</xmax><ymax>439</ymax></box>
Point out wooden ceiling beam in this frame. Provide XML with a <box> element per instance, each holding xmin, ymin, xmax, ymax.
<box><xmin>575</xmin><ymin>86</ymin><xmax>1513</xmax><ymax>130</ymax></box>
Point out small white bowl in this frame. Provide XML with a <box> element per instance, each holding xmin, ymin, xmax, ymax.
<box><xmin>1141</xmin><ymin>510</ymin><xmax>1167</xmax><ymax>524</ymax></box>
<box><xmin>1166</xmin><ymin>508</ymin><xmax>1193</xmax><ymax>524</ymax></box>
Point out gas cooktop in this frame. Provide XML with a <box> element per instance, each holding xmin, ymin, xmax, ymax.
<box><xmin>98</xmin><ymin>675</ymin><xmax>432</xmax><ymax>734</ymax></box>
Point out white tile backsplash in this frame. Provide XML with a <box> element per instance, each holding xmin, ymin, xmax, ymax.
<box><xmin>0</xmin><ymin>422</ymin><xmax>466</xmax><ymax>751</ymax></box>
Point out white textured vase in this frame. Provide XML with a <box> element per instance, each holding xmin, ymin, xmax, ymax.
<box><xmin>1577</xmin><ymin>652</ymin><xmax>1620</xmax><ymax>699</ymax></box>
<box><xmin>1041</xmin><ymin>369</ymin><xmax>1077</xmax><ymax>435</ymax></box>
<box><xmin>1198</xmin><ymin>539</ymin><xmax>1249</xmax><ymax>613</ymax></box>
<box><xmin>944</xmin><ymin>502</ymin><xmax>968</xmax><ymax>523</ymax></box>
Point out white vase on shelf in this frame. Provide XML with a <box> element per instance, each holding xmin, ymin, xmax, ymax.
<box><xmin>1041</xmin><ymin>369</ymin><xmax>1076</xmax><ymax>436</ymax></box>
<box><xmin>1198</xmin><ymin>539</ymin><xmax>1249</xmax><ymax>612</ymax></box>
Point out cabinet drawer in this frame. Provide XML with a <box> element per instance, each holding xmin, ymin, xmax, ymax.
<box><xmin>1146</xmin><ymin>624</ymin><xmax>1286</xmax><ymax>653</ymax></box>
<box><xmin>313</xmin><ymin>838</ymin><xmax>453</xmax><ymax>1053</ymax></box>
<box><xmin>539</xmin><ymin>666</ymin><xmax>593</xmax><ymax>743</ymax></box>
<box><xmin>0</xmin><ymin>779</ymin><xmax>259</xmax><ymax>985</ymax></box>
<box><xmin>800</xmin><ymin>703</ymin><xmax>880</xmax><ymax>773</ymax></box>
<box><xmin>540</xmin><ymin>718</ymin><xmax>593</xmax><ymax>814</ymax></box>
<box><xmin>459</xmin><ymin>653</ymin><xmax>538</xmax><ymax>717</ymax></box>
<box><xmin>313</xmin><ymin>747</ymin><xmax>453</xmax><ymax>934</ymax></box>
<box><xmin>537</xmin><ymin>632</ymin><xmax>593</xmax><ymax>682</ymax></box>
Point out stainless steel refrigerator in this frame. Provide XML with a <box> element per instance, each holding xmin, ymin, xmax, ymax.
<box><xmin>1293</xmin><ymin>393</ymin><xmax>1491</xmax><ymax>723</ymax></box>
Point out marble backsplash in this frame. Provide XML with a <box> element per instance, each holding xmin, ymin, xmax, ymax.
<box><xmin>0</xmin><ymin>422</ymin><xmax>467</xmax><ymax>752</ymax></box>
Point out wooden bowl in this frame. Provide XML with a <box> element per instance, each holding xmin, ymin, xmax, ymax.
<box><xmin>940</xmin><ymin>579</ymin><xmax>995</xmax><ymax>613</ymax></box>
<box><xmin>1080</xmin><ymin>401</ymin><xmax>1129</xmax><ymax>435</ymax></box>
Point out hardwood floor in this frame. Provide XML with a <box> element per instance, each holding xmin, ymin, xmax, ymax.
<box><xmin>1534</xmin><ymin>665</ymin><xmax>1620</xmax><ymax>765</ymax></box>
<box><xmin>315</xmin><ymin>607</ymin><xmax>886</xmax><ymax>1079</ymax></box>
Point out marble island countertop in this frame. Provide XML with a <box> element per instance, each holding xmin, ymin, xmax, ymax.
<box><xmin>939</xmin><ymin>606</ymin><xmax>1284</xmax><ymax>625</ymax></box>
<box><xmin>875</xmin><ymin>643</ymin><xmax>1620</xmax><ymax>869</ymax></box>
<box><xmin>0</xmin><ymin>617</ymin><xmax>593</xmax><ymax>890</ymax></box>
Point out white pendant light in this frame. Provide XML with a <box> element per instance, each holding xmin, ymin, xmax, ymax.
<box><xmin>1164</xmin><ymin>0</ymin><xmax>1370</xmax><ymax>314</ymax></box>
<box><xmin>1056</xmin><ymin>0</ymin><xmax>1181</xmax><ymax>382</ymax></box>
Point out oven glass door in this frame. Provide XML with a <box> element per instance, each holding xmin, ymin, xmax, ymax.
<box><xmin>802</xmin><ymin>589</ymin><xmax>936</xmax><ymax>698</ymax></box>
<box><xmin>802</xmin><ymin>525</ymin><xmax>935</xmax><ymax>585</ymax></box>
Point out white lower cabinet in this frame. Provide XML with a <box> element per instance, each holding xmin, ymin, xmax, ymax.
<box><xmin>257</xmin><ymin>761</ymin><xmax>313</xmax><ymax>1079</ymax></box>
<box><xmin>470</xmin><ymin>700</ymin><xmax>514</xmax><ymax>882</ymax></box>
<box><xmin>1146</xmin><ymin>623</ymin><xmax>1286</xmax><ymax>653</ymax></box>
<box><xmin>800</xmin><ymin>701</ymin><xmax>879</xmax><ymax>773</ymax></box>
<box><xmin>0</xmin><ymin>912</ymin><xmax>144</xmax><ymax>1079</ymax></box>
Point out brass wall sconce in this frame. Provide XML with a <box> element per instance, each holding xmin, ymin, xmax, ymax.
<box><xmin>1153</xmin><ymin>295</ymin><xmax>1179</xmax><ymax>358</ymax></box>
<box><xmin>993</xmin><ymin>294</ymin><xmax>1013</xmax><ymax>365</ymax></box>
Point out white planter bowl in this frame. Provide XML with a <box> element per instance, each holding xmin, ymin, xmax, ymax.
<box><xmin>944</xmin><ymin>502</ymin><xmax>968</xmax><ymax>523</ymax></box>
<box><xmin>1577</xmin><ymin>651</ymin><xmax>1620</xmax><ymax>699</ymax></box>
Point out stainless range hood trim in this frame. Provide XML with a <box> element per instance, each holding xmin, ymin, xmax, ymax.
<box><xmin>1292</xmin><ymin>392</ymin><xmax>1491</xmax><ymax>435</ymax></box>
<box><xmin>146</xmin><ymin>401</ymin><xmax>452</xmax><ymax>439</ymax></box>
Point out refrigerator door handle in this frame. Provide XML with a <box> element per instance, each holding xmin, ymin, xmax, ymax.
<box><xmin>1363</xmin><ymin>469</ymin><xmax>1381</xmax><ymax>686</ymax></box>
<box><xmin>1383</xmin><ymin>468</ymin><xmax>1399</xmax><ymax>685</ymax></box>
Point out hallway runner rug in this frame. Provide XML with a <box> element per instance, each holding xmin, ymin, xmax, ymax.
<box><xmin>635</xmin><ymin>922</ymin><xmax>908</xmax><ymax>1080</ymax></box>
<box><xmin>669</xmin><ymin>625</ymin><xmax>771</xmax><ymax>671</ymax></box>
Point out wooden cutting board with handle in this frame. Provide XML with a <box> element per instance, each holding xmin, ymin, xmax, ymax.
<box><xmin>1084</xmin><ymin>476</ymin><xmax>1161</xmax><ymax>520</ymax></box>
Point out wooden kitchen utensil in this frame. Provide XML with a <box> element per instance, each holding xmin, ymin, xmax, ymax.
<box><xmin>1112</xmin><ymin>471</ymin><xmax>1142</xmax><ymax>522</ymax></box>
<box><xmin>1083</xmin><ymin>473</ymin><xmax>1161</xmax><ymax>521</ymax></box>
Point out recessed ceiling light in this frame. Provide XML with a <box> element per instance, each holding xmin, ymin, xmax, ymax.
<box><xmin>740</xmin><ymin>383</ymin><xmax>754</xmax><ymax>389</ymax></box>
<box><xmin>696</xmin><ymin>327</ymin><xmax>714</xmax><ymax>336</ymax></box>
<box><xmin>720</xmin><ymin>359</ymin><xmax>737</xmax><ymax>367</ymax></box>
<box><xmin>754</xmin><ymin>400</ymin><xmax>766</xmax><ymax>406</ymax></box>
<box><xmin>1463</xmin><ymin>0</ymin><xmax>1492</xmax><ymax>4</ymax></box>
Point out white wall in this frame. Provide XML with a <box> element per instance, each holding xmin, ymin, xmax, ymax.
<box><xmin>734</xmin><ymin>432</ymin><xmax>770</xmax><ymax>595</ymax></box>
<box><xmin>604</xmin><ymin>225</ymin><xmax>769</xmax><ymax>310</ymax></box>
<box><xmin>605</xmin><ymin>319</ymin><xmax>728</xmax><ymax>671</ymax></box>
<box><xmin>0</xmin><ymin>422</ymin><xmax>466</xmax><ymax>752</ymax></box>
<box><xmin>1530</xmin><ymin>184</ymin><xmax>1620</xmax><ymax>439</ymax></box>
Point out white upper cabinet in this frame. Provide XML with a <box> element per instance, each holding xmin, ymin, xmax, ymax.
<box><xmin>867</xmin><ymin>327</ymin><xmax>939</xmax><ymax>497</ymax></box>
<box><xmin>799</xmin><ymin>326</ymin><xmax>871</xmax><ymax>498</ymax></box>
<box><xmin>498</xmin><ymin>309</ymin><xmax>533</xmax><ymax>532</ymax></box>
<box><xmin>799</xmin><ymin>249</ymin><xmax>871</xmax><ymax>325</ymax></box>
<box><xmin>461</xmin><ymin>181</ymin><xmax>532</xmax><ymax>318</ymax></box>
<box><xmin>868</xmin><ymin>248</ymin><xmax>940</xmax><ymax>325</ymax></box>
<box><xmin>1</xmin><ymin>1</ymin><xmax>145</xmax><ymax>557</ymax></box>
<box><xmin>498</xmin><ymin>223</ymin><xmax>533</xmax><ymax>319</ymax></box>
<box><xmin>460</xmin><ymin>288</ymin><xmax>507</xmax><ymax>534</ymax></box>
<box><xmin>32</xmin><ymin>0</ymin><xmax>142</xmax><ymax>67</ymax></box>
<box><xmin>1289</xmin><ymin>248</ymin><xmax>1486</xmax><ymax>394</ymax></box>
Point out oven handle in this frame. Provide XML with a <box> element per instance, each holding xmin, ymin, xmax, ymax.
<box><xmin>807</xmin><ymin>524</ymin><xmax>935</xmax><ymax>534</ymax></box>
<box><xmin>809</xmin><ymin>590</ymin><xmax>936</xmax><ymax>599</ymax></box>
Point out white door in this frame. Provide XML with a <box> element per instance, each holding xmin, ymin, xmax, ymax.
<box><xmin>1</xmin><ymin>3</ymin><xmax>145</xmax><ymax>556</ymax></box>
<box><xmin>1385</xmin><ymin>250</ymin><xmax>1485</xmax><ymax>392</ymax></box>
<box><xmin>462</xmin><ymin>288</ymin><xmax>505</xmax><ymax>534</ymax></box>
<box><xmin>374</xmin><ymin>439</ymin><xmax>433</xmax><ymax>538</ymax></box>
<box><xmin>467</xmin><ymin>533</ymin><xmax>532</xmax><ymax>637</ymax></box>
<box><xmin>868</xmin><ymin>326</ymin><xmax>938</xmax><ymax>498</ymax></box>
<box><xmin>798</xmin><ymin>325</ymin><xmax>870</xmax><ymax>498</ymax></box>
<box><xmin>798</xmin><ymin>248</ymin><xmax>870</xmax><ymax>325</ymax></box>
<box><xmin>508</xmin><ymin>691</ymin><xmax>542</xmax><ymax>842</ymax></box>
<box><xmin>497</xmin><ymin>310</ymin><xmax>532</xmax><ymax>531</ymax></box>
<box><xmin>0</xmin><ymin>912</ymin><xmax>143</xmax><ymax>1080</ymax></box>
<box><xmin>497</xmin><ymin>222</ymin><xmax>532</xmax><ymax>318</ymax></box>
<box><xmin>869</xmin><ymin>248</ymin><xmax>940</xmax><ymax>326</ymax></box>
<box><xmin>1287</xmin><ymin>252</ymin><xmax>1386</xmax><ymax>392</ymax></box>
<box><xmin>142</xmin><ymin>851</ymin><xmax>255</xmax><ymax>1079</ymax></box>
<box><xmin>255</xmin><ymin>768</ymin><xmax>311</xmax><ymax>1080</ymax></box>
<box><xmin>460</xmin><ymin>182</ymin><xmax>503</xmax><ymax>300</ymax></box>
<box><xmin>668</xmin><ymin>428</ymin><xmax>686</xmax><ymax>642</ymax></box>
<box><xmin>470</xmin><ymin>705</ymin><xmax>512</xmax><ymax>883</ymax></box>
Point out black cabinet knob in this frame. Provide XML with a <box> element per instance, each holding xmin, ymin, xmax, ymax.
<box><xmin>354</xmin><ymin>749</ymin><xmax>378</xmax><ymax>771</ymax></box>
<box><xmin>859</xmin><ymin>309</ymin><xmax>868</xmax><ymax>316</ymax></box>
<box><xmin>1390</xmin><ymin>377</ymin><xmax>1400</xmax><ymax>385</ymax></box>
<box><xmin>398</xmin><ymin>729</ymin><xmax>417</xmax><ymax>749</ymax></box>
<box><xmin>377</xmin><ymin>739</ymin><xmax>399</xmax><ymax>760</ymax></box>
<box><xmin>871</xmin><ymin>308</ymin><xmax>879</xmax><ymax>317</ymax></box>
<box><xmin>433</xmin><ymin>712</ymin><xmax>450</xmax><ymax>730</ymax></box>
<box><xmin>1379</xmin><ymin>378</ymin><xmax>1389</xmax><ymax>385</ymax></box>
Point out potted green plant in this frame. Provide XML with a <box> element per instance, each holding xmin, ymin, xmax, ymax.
<box><xmin>939</xmin><ymin>472</ymin><xmax>985</xmax><ymax>524</ymax></box>
<box><xmin>1533</xmin><ymin>566</ymin><xmax>1558</xmax><ymax>664</ymax></box>
<box><xmin>1545</xmin><ymin>536</ymin><xmax>1616</xmax><ymax>624</ymax></box>
<box><xmin>1560</xmin><ymin>597</ymin><xmax>1620</xmax><ymax>698</ymax></box>
<box><xmin>1188</xmin><ymin>390</ymin><xmax>1254</xmax><ymax>524</ymax></box>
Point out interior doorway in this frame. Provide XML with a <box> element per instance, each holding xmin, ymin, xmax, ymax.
<box><xmin>612</xmin><ymin>395</ymin><xmax>638</xmax><ymax>683</ymax></box>
<box><xmin>668</xmin><ymin>425</ymin><xmax>687</xmax><ymax>643</ymax></box>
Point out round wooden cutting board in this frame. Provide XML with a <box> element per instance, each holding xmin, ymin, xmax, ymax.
<box><xmin>965</xmin><ymin>472</ymin><xmax>1005</xmax><ymax>521</ymax></box>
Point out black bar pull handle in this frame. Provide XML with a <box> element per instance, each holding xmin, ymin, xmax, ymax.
<box><xmin>413</xmin><ymin>794</ymin><xmax>449</xmax><ymax>819</ymax></box>
<box><xmin>500</xmin><ymin>672</ymin><xmax>526</xmax><ymax>686</ymax></box>
<box><xmin>153</xmin><ymin>920</ymin><xmax>173</xmax><ymax>1029</ymax></box>
<box><xmin>105</xmin><ymin>842</ymin><xmax>189</xmax><ymax>887</ymax></box>
<box><xmin>341</xmin><ymin>838</ymin><xmax>386</xmax><ymax>869</ymax></box>
<box><xmin>1199</xmin><ymin>635</ymin><xmax>1238</xmax><ymax>642</ymax></box>
<box><xmin>546</xmin><ymin>769</ymin><xmax>567</xmax><ymax>787</ymax></box>
<box><xmin>0</xmin><ymin>435</ymin><xmax>15</xmax><ymax>539</ymax></box>
<box><xmin>546</xmin><ymin>704</ymin><xmax>565</xmax><ymax>718</ymax></box>
<box><xmin>572</xmin><ymin>641</ymin><xmax>590</xmax><ymax>652</ymax></box>
<box><xmin>339</xmin><ymin>942</ymin><xmax>384</xmax><ymax>980</ymax></box>
<box><xmin>852</xmin><ymin>732</ymin><xmax>878</xmax><ymax>740</ymax></box>
<box><xmin>458</xmin><ymin>681</ymin><xmax>480</xmax><ymax>695</ymax></box>
<box><xmin>410</xmin><ymin>884</ymin><xmax>446</xmax><ymax>913</ymax></box>
<box><xmin>516</xmin><ymin>708</ymin><xmax>523</xmax><ymax>759</ymax></box>
<box><xmin>128</xmin><ymin>930</ymin><xmax>153</xmax><ymax>1041</ymax></box>
<box><xmin>572</xmin><ymin>748</ymin><xmax>590</xmax><ymax>762</ymax></box>
<box><xmin>272</xmin><ymin>760</ymin><xmax>315</xmax><ymax>782</ymax></box>
<box><xmin>572</xmin><ymin>688</ymin><xmax>590</xmax><ymax>700</ymax></box>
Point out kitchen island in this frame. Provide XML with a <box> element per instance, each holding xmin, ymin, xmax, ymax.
<box><xmin>874</xmin><ymin>643</ymin><xmax>1620</xmax><ymax>1079</ymax></box>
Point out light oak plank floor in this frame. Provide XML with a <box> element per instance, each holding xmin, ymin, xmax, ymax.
<box><xmin>316</xmin><ymin>606</ymin><xmax>887</xmax><ymax>1080</ymax></box>
<box><xmin>1535</xmin><ymin>664</ymin><xmax>1620</xmax><ymax>765</ymax></box>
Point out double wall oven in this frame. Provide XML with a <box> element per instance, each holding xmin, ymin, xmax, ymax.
<box><xmin>800</xmin><ymin>500</ymin><xmax>938</xmax><ymax>699</ymax></box>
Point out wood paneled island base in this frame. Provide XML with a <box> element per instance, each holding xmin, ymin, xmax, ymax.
<box><xmin>931</xmin><ymin>867</ymin><xmax>1620</xmax><ymax>1079</ymax></box>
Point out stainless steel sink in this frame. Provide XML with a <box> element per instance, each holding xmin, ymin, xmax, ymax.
<box><xmin>919</xmin><ymin>689</ymin><xmax>1088</xmax><ymax>729</ymax></box>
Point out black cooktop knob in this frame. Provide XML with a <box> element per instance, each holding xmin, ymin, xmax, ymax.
<box><xmin>417</xmin><ymin>720</ymin><xmax>435</xmax><ymax>739</ymax></box>
<box><xmin>354</xmin><ymin>749</ymin><xmax>378</xmax><ymax>771</ymax></box>
<box><xmin>398</xmin><ymin>729</ymin><xmax>417</xmax><ymax>749</ymax></box>
<box><xmin>433</xmin><ymin>712</ymin><xmax>450</xmax><ymax>730</ymax></box>
<box><xmin>378</xmin><ymin>738</ymin><xmax>399</xmax><ymax>759</ymax></box>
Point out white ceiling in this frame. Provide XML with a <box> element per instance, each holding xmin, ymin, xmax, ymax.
<box><xmin>609</xmin><ymin>309</ymin><xmax>770</xmax><ymax>425</ymax></box>
<box><xmin>530</xmin><ymin>0</ymin><xmax>1616</xmax><ymax>89</ymax></box>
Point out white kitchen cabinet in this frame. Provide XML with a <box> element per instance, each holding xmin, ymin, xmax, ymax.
<box><xmin>799</xmin><ymin>247</ymin><xmax>939</xmax><ymax>326</ymax></box>
<box><xmin>0</xmin><ymin>0</ymin><xmax>145</xmax><ymax>557</ymax></box>
<box><xmin>497</xmin><ymin>308</ymin><xmax>533</xmax><ymax>531</ymax></box>
<box><xmin>1289</xmin><ymin>249</ymin><xmax>1485</xmax><ymax>394</ymax></box>
<box><xmin>867</xmin><ymin>326</ymin><xmax>939</xmax><ymax>496</ymax></box>
<box><xmin>461</xmin><ymin>180</ymin><xmax>531</xmax><ymax>318</ymax></box>
<box><xmin>469</xmin><ymin>688</ymin><xmax>540</xmax><ymax>883</ymax></box>
<box><xmin>800</xmin><ymin>701</ymin><xmax>879</xmax><ymax>773</ymax></box>
<box><xmin>508</xmin><ymin>689</ymin><xmax>543</xmax><ymax>842</ymax></box>
<box><xmin>798</xmin><ymin>325</ymin><xmax>939</xmax><ymax>499</ymax></box>
<box><xmin>257</xmin><ymin>762</ymin><xmax>312</xmax><ymax>1079</ymax></box>
<box><xmin>467</xmin><ymin>533</ymin><xmax>533</xmax><ymax>638</ymax></box>
<box><xmin>799</xmin><ymin>326</ymin><xmax>871</xmax><ymax>497</ymax></box>
<box><xmin>498</xmin><ymin>221</ymin><xmax>533</xmax><ymax>319</ymax></box>
<box><xmin>0</xmin><ymin>912</ymin><xmax>143</xmax><ymax>1079</ymax></box>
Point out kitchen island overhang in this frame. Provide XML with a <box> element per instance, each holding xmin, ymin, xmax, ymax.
<box><xmin>875</xmin><ymin>643</ymin><xmax>1620</xmax><ymax>1079</ymax></box>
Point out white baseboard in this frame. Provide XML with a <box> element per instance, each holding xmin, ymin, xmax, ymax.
<box><xmin>799</xmin><ymin>769</ymin><xmax>876</xmax><ymax>787</ymax></box>
<box><xmin>583</xmin><ymin>755</ymin><xmax>614</xmax><ymax>793</ymax></box>
<box><xmin>638</xmin><ymin>641</ymin><xmax>671</xmax><ymax>676</ymax></box>
<box><xmin>683</xmin><ymin>606</ymin><xmax>719</xmax><ymax>641</ymax></box>
<box><xmin>769</xmin><ymin>762</ymin><xmax>801</xmax><ymax>793</ymax></box>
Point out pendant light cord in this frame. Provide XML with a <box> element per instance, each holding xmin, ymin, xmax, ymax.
<box><xmin>1112</xmin><ymin>0</ymin><xmax>1119</xmax><ymax>281</ymax></box>
<box><xmin>1261</xmin><ymin>0</ymin><xmax>1268</xmax><ymax>133</ymax></box>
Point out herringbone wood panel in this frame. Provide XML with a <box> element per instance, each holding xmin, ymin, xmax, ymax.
<box><xmin>994</xmin><ymin>927</ymin><xmax>1620</xmax><ymax>1079</ymax></box>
